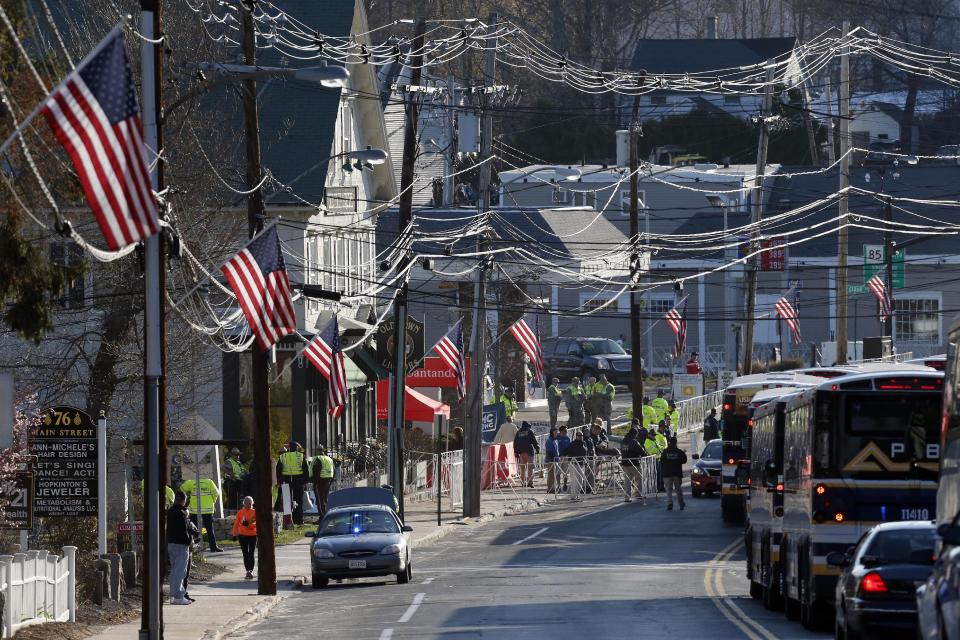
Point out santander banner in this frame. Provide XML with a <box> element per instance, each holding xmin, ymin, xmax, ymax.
<box><xmin>406</xmin><ymin>356</ymin><xmax>472</xmax><ymax>389</ymax></box>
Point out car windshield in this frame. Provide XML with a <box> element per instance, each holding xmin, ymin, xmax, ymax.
<box><xmin>862</xmin><ymin>528</ymin><xmax>936</xmax><ymax>565</ymax></box>
<box><xmin>701</xmin><ymin>441</ymin><xmax>722</xmax><ymax>460</ymax></box>
<box><xmin>317</xmin><ymin>510</ymin><xmax>399</xmax><ymax>536</ymax></box>
<box><xmin>579</xmin><ymin>340</ymin><xmax>626</xmax><ymax>356</ymax></box>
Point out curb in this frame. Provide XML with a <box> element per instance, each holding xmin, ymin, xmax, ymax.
<box><xmin>202</xmin><ymin>594</ymin><xmax>284</xmax><ymax>640</ymax></box>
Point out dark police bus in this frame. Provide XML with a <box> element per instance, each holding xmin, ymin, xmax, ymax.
<box><xmin>773</xmin><ymin>371</ymin><xmax>942</xmax><ymax>630</ymax></box>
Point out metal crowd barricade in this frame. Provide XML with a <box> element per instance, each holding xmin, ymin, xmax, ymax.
<box><xmin>674</xmin><ymin>389</ymin><xmax>723</xmax><ymax>455</ymax></box>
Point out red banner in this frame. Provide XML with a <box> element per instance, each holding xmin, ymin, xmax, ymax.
<box><xmin>406</xmin><ymin>356</ymin><xmax>471</xmax><ymax>389</ymax></box>
<box><xmin>761</xmin><ymin>237</ymin><xmax>786</xmax><ymax>271</ymax></box>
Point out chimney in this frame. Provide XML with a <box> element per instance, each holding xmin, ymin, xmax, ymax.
<box><xmin>706</xmin><ymin>16</ymin><xmax>718</xmax><ymax>39</ymax></box>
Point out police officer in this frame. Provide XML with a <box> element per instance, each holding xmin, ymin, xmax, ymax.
<box><xmin>583</xmin><ymin>376</ymin><xmax>598</xmax><ymax>427</ymax></box>
<box><xmin>276</xmin><ymin>442</ymin><xmax>308</xmax><ymax>525</ymax></box>
<box><xmin>312</xmin><ymin>445</ymin><xmax>335</xmax><ymax>517</ymax></box>
<box><xmin>221</xmin><ymin>448</ymin><xmax>246</xmax><ymax>510</ymax></box>
<box><xmin>651</xmin><ymin>390</ymin><xmax>670</xmax><ymax>422</ymax></box>
<box><xmin>546</xmin><ymin>378</ymin><xmax>563</xmax><ymax>429</ymax></box>
<box><xmin>642</xmin><ymin>397</ymin><xmax>659</xmax><ymax>430</ymax></box>
<box><xmin>180</xmin><ymin>476</ymin><xmax>223</xmax><ymax>552</ymax></box>
<box><xmin>564</xmin><ymin>377</ymin><xmax>585</xmax><ymax>427</ymax></box>
<box><xmin>596</xmin><ymin>374</ymin><xmax>615</xmax><ymax>430</ymax></box>
<box><xmin>499</xmin><ymin>387</ymin><xmax>518</xmax><ymax>421</ymax></box>
<box><xmin>668</xmin><ymin>402</ymin><xmax>681</xmax><ymax>435</ymax></box>
<box><xmin>703</xmin><ymin>408</ymin><xmax>720</xmax><ymax>442</ymax></box>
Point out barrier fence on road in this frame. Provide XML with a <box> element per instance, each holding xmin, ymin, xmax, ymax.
<box><xmin>0</xmin><ymin>547</ymin><xmax>76</xmax><ymax>638</ymax></box>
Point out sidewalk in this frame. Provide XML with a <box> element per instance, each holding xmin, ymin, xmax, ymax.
<box><xmin>87</xmin><ymin>487</ymin><xmax>555</xmax><ymax>640</ymax></box>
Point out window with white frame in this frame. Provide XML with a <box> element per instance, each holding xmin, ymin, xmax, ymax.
<box><xmin>894</xmin><ymin>294</ymin><xmax>941</xmax><ymax>343</ymax></box>
<box><xmin>645</xmin><ymin>297</ymin><xmax>674</xmax><ymax>316</ymax></box>
<box><xmin>579</xmin><ymin>293</ymin><xmax>627</xmax><ymax>314</ymax></box>
<box><xmin>619</xmin><ymin>189</ymin><xmax>646</xmax><ymax>216</ymax></box>
<box><xmin>551</xmin><ymin>187</ymin><xmax>569</xmax><ymax>204</ymax></box>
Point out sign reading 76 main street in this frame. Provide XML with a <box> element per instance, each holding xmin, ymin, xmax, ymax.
<box><xmin>31</xmin><ymin>406</ymin><xmax>98</xmax><ymax>518</ymax></box>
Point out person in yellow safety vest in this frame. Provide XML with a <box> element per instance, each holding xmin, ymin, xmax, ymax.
<box><xmin>595</xmin><ymin>374</ymin><xmax>615</xmax><ymax>430</ymax></box>
<box><xmin>642</xmin><ymin>398</ymin><xmax>659</xmax><ymax>429</ymax></box>
<box><xmin>180</xmin><ymin>477</ymin><xmax>223</xmax><ymax>552</ymax></box>
<box><xmin>651</xmin><ymin>390</ymin><xmax>670</xmax><ymax>422</ymax></box>
<box><xmin>654</xmin><ymin>422</ymin><xmax>669</xmax><ymax>454</ymax></box>
<box><xmin>564</xmin><ymin>377</ymin><xmax>585</xmax><ymax>427</ymax></box>
<box><xmin>312</xmin><ymin>445</ymin><xmax>335</xmax><ymax>517</ymax></box>
<box><xmin>583</xmin><ymin>376</ymin><xmax>597</xmax><ymax>426</ymax></box>
<box><xmin>667</xmin><ymin>402</ymin><xmax>681</xmax><ymax>435</ymax></box>
<box><xmin>642</xmin><ymin>427</ymin><xmax>661</xmax><ymax>458</ymax></box>
<box><xmin>546</xmin><ymin>378</ymin><xmax>564</xmax><ymax>429</ymax></box>
<box><xmin>276</xmin><ymin>442</ymin><xmax>308</xmax><ymax>525</ymax></box>
<box><xmin>221</xmin><ymin>448</ymin><xmax>246</xmax><ymax>510</ymax></box>
<box><xmin>139</xmin><ymin>480</ymin><xmax>176</xmax><ymax>508</ymax></box>
<box><xmin>499</xmin><ymin>388</ymin><xmax>518</xmax><ymax>420</ymax></box>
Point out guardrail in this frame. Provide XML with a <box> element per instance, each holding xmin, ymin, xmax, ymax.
<box><xmin>0</xmin><ymin>547</ymin><xmax>76</xmax><ymax>637</ymax></box>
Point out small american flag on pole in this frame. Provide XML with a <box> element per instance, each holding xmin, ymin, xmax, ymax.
<box><xmin>774</xmin><ymin>295</ymin><xmax>803</xmax><ymax>345</ymax></box>
<box><xmin>304</xmin><ymin>317</ymin><xmax>347</xmax><ymax>418</ymax></box>
<box><xmin>867</xmin><ymin>273</ymin><xmax>892</xmax><ymax>322</ymax></box>
<box><xmin>664</xmin><ymin>302</ymin><xmax>687</xmax><ymax>359</ymax></box>
<box><xmin>40</xmin><ymin>27</ymin><xmax>158</xmax><ymax>250</ymax></box>
<box><xmin>508</xmin><ymin>318</ymin><xmax>545</xmax><ymax>382</ymax></box>
<box><xmin>221</xmin><ymin>225</ymin><xmax>297</xmax><ymax>351</ymax></box>
<box><xmin>432</xmin><ymin>319</ymin><xmax>466</xmax><ymax>401</ymax></box>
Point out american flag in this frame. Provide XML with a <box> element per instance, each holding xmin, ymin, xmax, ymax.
<box><xmin>432</xmin><ymin>319</ymin><xmax>466</xmax><ymax>401</ymax></box>
<box><xmin>40</xmin><ymin>28</ymin><xmax>158</xmax><ymax>250</ymax></box>
<box><xmin>867</xmin><ymin>273</ymin><xmax>892</xmax><ymax>322</ymax></box>
<box><xmin>508</xmin><ymin>318</ymin><xmax>544</xmax><ymax>382</ymax></box>
<box><xmin>221</xmin><ymin>225</ymin><xmax>297</xmax><ymax>351</ymax></box>
<box><xmin>774</xmin><ymin>295</ymin><xmax>802</xmax><ymax>345</ymax></box>
<box><xmin>304</xmin><ymin>317</ymin><xmax>347</xmax><ymax>418</ymax></box>
<box><xmin>665</xmin><ymin>302</ymin><xmax>687</xmax><ymax>359</ymax></box>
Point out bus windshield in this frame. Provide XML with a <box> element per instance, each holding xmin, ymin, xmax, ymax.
<box><xmin>842</xmin><ymin>394</ymin><xmax>940</xmax><ymax>472</ymax></box>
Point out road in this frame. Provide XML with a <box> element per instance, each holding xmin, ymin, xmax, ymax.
<box><xmin>230</xmin><ymin>493</ymin><xmax>829</xmax><ymax>640</ymax></box>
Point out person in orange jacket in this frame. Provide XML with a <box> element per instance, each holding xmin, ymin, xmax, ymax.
<box><xmin>231</xmin><ymin>496</ymin><xmax>258</xmax><ymax>579</ymax></box>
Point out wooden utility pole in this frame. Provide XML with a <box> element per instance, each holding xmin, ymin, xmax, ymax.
<box><xmin>465</xmin><ymin>13</ymin><xmax>498</xmax><ymax>518</ymax></box>
<box><xmin>884</xmin><ymin>196</ymin><xmax>894</xmax><ymax>338</ymax></box>
<box><xmin>388</xmin><ymin>18</ymin><xmax>426</xmax><ymax>519</ymax></box>
<box><xmin>742</xmin><ymin>68</ymin><xmax>774</xmax><ymax>374</ymax></box>
<box><xmin>240</xmin><ymin>5</ymin><xmax>276</xmax><ymax>596</ymax></box>
<box><xmin>628</xmin><ymin>94</ymin><xmax>644</xmax><ymax>416</ymax></box>
<box><xmin>836</xmin><ymin>21</ymin><xmax>851</xmax><ymax>363</ymax></box>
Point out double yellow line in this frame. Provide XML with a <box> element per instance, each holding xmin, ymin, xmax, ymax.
<box><xmin>703</xmin><ymin>539</ymin><xmax>780</xmax><ymax>640</ymax></box>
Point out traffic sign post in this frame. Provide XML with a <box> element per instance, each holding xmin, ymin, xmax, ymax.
<box><xmin>863</xmin><ymin>244</ymin><xmax>905</xmax><ymax>288</ymax></box>
<box><xmin>31</xmin><ymin>406</ymin><xmax>98</xmax><ymax>518</ymax></box>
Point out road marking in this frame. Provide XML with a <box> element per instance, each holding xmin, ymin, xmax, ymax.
<box><xmin>574</xmin><ymin>501</ymin><xmax>628</xmax><ymax>520</ymax></box>
<box><xmin>379</xmin><ymin>629</ymin><xmax>393</xmax><ymax>639</ymax></box>
<box><xmin>397</xmin><ymin>592</ymin><xmax>425</xmax><ymax>623</ymax></box>
<box><xmin>703</xmin><ymin>539</ymin><xmax>779</xmax><ymax>640</ymax></box>
<box><xmin>422</xmin><ymin>577</ymin><xmax>435</xmax><ymax>585</ymax></box>
<box><xmin>511</xmin><ymin>526</ymin><xmax>548</xmax><ymax>545</ymax></box>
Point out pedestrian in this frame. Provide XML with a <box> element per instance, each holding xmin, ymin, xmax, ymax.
<box><xmin>557</xmin><ymin>425</ymin><xmax>571</xmax><ymax>491</ymax></box>
<box><xmin>563</xmin><ymin>430</ymin><xmax>589</xmax><ymax>501</ymax></box>
<box><xmin>354</xmin><ymin>444</ymin><xmax>371</xmax><ymax>478</ymax></box>
<box><xmin>231</xmin><ymin>496</ymin><xmax>257</xmax><ymax>579</ymax></box>
<box><xmin>513</xmin><ymin>421</ymin><xmax>540</xmax><ymax>487</ymax></box>
<box><xmin>493</xmin><ymin>414</ymin><xmax>518</xmax><ymax>444</ymax></box>
<box><xmin>596</xmin><ymin>373</ymin><xmax>615</xmax><ymax>431</ymax></box>
<box><xmin>221</xmin><ymin>448</ymin><xmax>245</xmax><ymax>510</ymax></box>
<box><xmin>312</xmin><ymin>445</ymin><xmax>335</xmax><ymax>518</ymax></box>
<box><xmin>661</xmin><ymin>436</ymin><xmax>688</xmax><ymax>510</ymax></box>
<box><xmin>583</xmin><ymin>376</ymin><xmax>597</xmax><ymax>427</ymax></box>
<box><xmin>545</xmin><ymin>427</ymin><xmax>561</xmax><ymax>493</ymax></box>
<box><xmin>180</xmin><ymin>476</ymin><xmax>223</xmax><ymax>552</ymax></box>
<box><xmin>447</xmin><ymin>426</ymin><xmax>464</xmax><ymax>450</ymax></box>
<box><xmin>166</xmin><ymin>491</ymin><xmax>193</xmax><ymax>605</ymax></box>
<box><xmin>276</xmin><ymin>441</ymin><xmax>308</xmax><ymax>525</ymax></box>
<box><xmin>686</xmin><ymin>351</ymin><xmax>703</xmax><ymax>374</ymax></box>
<box><xmin>546</xmin><ymin>377</ymin><xmax>563</xmax><ymax>429</ymax></box>
<box><xmin>620</xmin><ymin>427</ymin><xmax>645</xmax><ymax>502</ymax></box>
<box><xmin>703</xmin><ymin>408</ymin><xmax>720</xmax><ymax>442</ymax></box>
<box><xmin>499</xmin><ymin>387</ymin><xmax>518</xmax><ymax>421</ymax></box>
<box><xmin>668</xmin><ymin>402</ymin><xmax>680</xmax><ymax>434</ymax></box>
<box><xmin>564</xmin><ymin>377</ymin><xmax>585</xmax><ymax>427</ymax></box>
<box><xmin>651</xmin><ymin>390</ymin><xmax>670</xmax><ymax>422</ymax></box>
<box><xmin>584</xmin><ymin>419</ymin><xmax>610</xmax><ymax>494</ymax></box>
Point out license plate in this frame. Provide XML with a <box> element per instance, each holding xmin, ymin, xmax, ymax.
<box><xmin>348</xmin><ymin>559</ymin><xmax>367</xmax><ymax>569</ymax></box>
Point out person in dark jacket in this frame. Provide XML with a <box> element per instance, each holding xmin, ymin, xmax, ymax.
<box><xmin>703</xmin><ymin>408</ymin><xmax>720</xmax><ymax>442</ymax></box>
<box><xmin>661</xmin><ymin>437</ymin><xmax>688</xmax><ymax>510</ymax></box>
<box><xmin>620</xmin><ymin>427</ymin><xmax>646</xmax><ymax>502</ymax></box>
<box><xmin>562</xmin><ymin>431</ymin><xmax>589</xmax><ymax>501</ymax></box>
<box><xmin>166</xmin><ymin>491</ymin><xmax>192</xmax><ymax>605</ymax></box>
<box><xmin>513</xmin><ymin>421</ymin><xmax>541</xmax><ymax>487</ymax></box>
<box><xmin>545</xmin><ymin>428</ymin><xmax>561</xmax><ymax>493</ymax></box>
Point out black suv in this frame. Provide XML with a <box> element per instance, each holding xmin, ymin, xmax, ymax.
<box><xmin>541</xmin><ymin>337</ymin><xmax>635</xmax><ymax>386</ymax></box>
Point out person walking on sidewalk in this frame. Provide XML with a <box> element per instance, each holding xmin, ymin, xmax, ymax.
<box><xmin>277</xmin><ymin>441</ymin><xmax>309</xmax><ymax>525</ymax></box>
<box><xmin>180</xmin><ymin>476</ymin><xmax>223</xmax><ymax>552</ymax></box>
<box><xmin>312</xmin><ymin>446</ymin><xmax>335</xmax><ymax>518</ymax></box>
<box><xmin>620</xmin><ymin>426</ymin><xmax>645</xmax><ymax>502</ymax></box>
<box><xmin>231</xmin><ymin>496</ymin><xmax>258</xmax><ymax>580</ymax></box>
<box><xmin>166</xmin><ymin>491</ymin><xmax>193</xmax><ymax>605</ymax></box>
<box><xmin>513</xmin><ymin>421</ymin><xmax>541</xmax><ymax>487</ymax></box>
<box><xmin>661</xmin><ymin>437</ymin><xmax>688</xmax><ymax>511</ymax></box>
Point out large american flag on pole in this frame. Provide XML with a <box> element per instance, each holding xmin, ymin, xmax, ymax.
<box><xmin>867</xmin><ymin>273</ymin><xmax>892</xmax><ymax>322</ymax></box>
<box><xmin>508</xmin><ymin>318</ymin><xmax>545</xmax><ymax>382</ymax></box>
<box><xmin>432</xmin><ymin>319</ymin><xmax>466</xmax><ymax>402</ymax></box>
<box><xmin>665</xmin><ymin>302</ymin><xmax>687</xmax><ymax>359</ymax></box>
<box><xmin>221</xmin><ymin>225</ymin><xmax>297</xmax><ymax>351</ymax></box>
<box><xmin>40</xmin><ymin>28</ymin><xmax>158</xmax><ymax>250</ymax></box>
<box><xmin>774</xmin><ymin>295</ymin><xmax>802</xmax><ymax>345</ymax></box>
<box><xmin>304</xmin><ymin>317</ymin><xmax>347</xmax><ymax>418</ymax></box>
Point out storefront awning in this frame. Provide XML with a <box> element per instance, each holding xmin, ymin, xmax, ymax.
<box><xmin>376</xmin><ymin>381</ymin><xmax>450</xmax><ymax>422</ymax></box>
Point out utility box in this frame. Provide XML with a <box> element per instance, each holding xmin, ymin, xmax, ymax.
<box><xmin>863</xmin><ymin>336</ymin><xmax>893</xmax><ymax>360</ymax></box>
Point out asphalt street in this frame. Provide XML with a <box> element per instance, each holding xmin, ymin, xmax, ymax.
<box><xmin>230</xmin><ymin>493</ymin><xmax>830</xmax><ymax>640</ymax></box>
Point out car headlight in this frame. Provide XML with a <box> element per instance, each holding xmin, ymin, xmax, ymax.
<box><xmin>312</xmin><ymin>547</ymin><xmax>335</xmax><ymax>559</ymax></box>
<box><xmin>380</xmin><ymin>544</ymin><xmax>401</xmax><ymax>555</ymax></box>
<box><xmin>595</xmin><ymin>358</ymin><xmax>609</xmax><ymax>370</ymax></box>
<box><xmin>691</xmin><ymin>467</ymin><xmax>706</xmax><ymax>476</ymax></box>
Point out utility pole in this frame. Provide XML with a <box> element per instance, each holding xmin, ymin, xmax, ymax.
<box><xmin>836</xmin><ymin>20</ymin><xmax>851</xmax><ymax>364</ymax></box>
<box><xmin>465</xmin><ymin>13</ymin><xmax>498</xmax><ymax>519</ymax></box>
<box><xmin>884</xmin><ymin>195</ymin><xmax>894</xmax><ymax>338</ymax></box>
<box><xmin>628</xmin><ymin>93</ymin><xmax>643</xmax><ymax>416</ymax></box>
<box><xmin>389</xmin><ymin>18</ymin><xmax>426</xmax><ymax>518</ymax></box>
<box><xmin>139</xmin><ymin>1</ymin><xmax>162</xmax><ymax>637</ymax></box>
<box><xmin>741</xmin><ymin>68</ymin><xmax>774</xmax><ymax>374</ymax></box>
<box><xmin>444</xmin><ymin>75</ymin><xmax>456</xmax><ymax>206</ymax></box>
<box><xmin>240</xmin><ymin>5</ymin><xmax>276</xmax><ymax>596</ymax></box>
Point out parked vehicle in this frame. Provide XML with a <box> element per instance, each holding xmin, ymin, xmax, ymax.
<box><xmin>829</xmin><ymin>521</ymin><xmax>937</xmax><ymax>640</ymax></box>
<box><xmin>541</xmin><ymin>337</ymin><xmax>634</xmax><ymax>385</ymax></box>
<box><xmin>862</xmin><ymin>139</ymin><xmax>901</xmax><ymax>166</ymax></box>
<box><xmin>690</xmin><ymin>439</ymin><xmax>723</xmax><ymax>497</ymax></box>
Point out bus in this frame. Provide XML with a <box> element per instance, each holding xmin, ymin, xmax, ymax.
<box><xmin>719</xmin><ymin>373</ymin><xmax>823</xmax><ymax>523</ymax></box>
<box><xmin>777</xmin><ymin>370</ymin><xmax>943</xmax><ymax>630</ymax></box>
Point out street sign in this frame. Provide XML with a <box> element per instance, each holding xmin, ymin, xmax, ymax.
<box><xmin>761</xmin><ymin>237</ymin><xmax>786</xmax><ymax>271</ymax></box>
<box><xmin>862</xmin><ymin>245</ymin><xmax>905</xmax><ymax>288</ymax></box>
<box><xmin>31</xmin><ymin>406</ymin><xmax>98</xmax><ymax>517</ymax></box>
<box><xmin>0</xmin><ymin>472</ymin><xmax>33</xmax><ymax>530</ymax></box>
<box><xmin>376</xmin><ymin>316</ymin><xmax>425</xmax><ymax>374</ymax></box>
<box><xmin>672</xmin><ymin>374</ymin><xmax>704</xmax><ymax>400</ymax></box>
<box><xmin>717</xmin><ymin>370</ymin><xmax>737</xmax><ymax>391</ymax></box>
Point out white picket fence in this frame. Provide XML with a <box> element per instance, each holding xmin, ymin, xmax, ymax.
<box><xmin>0</xmin><ymin>547</ymin><xmax>76</xmax><ymax>637</ymax></box>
